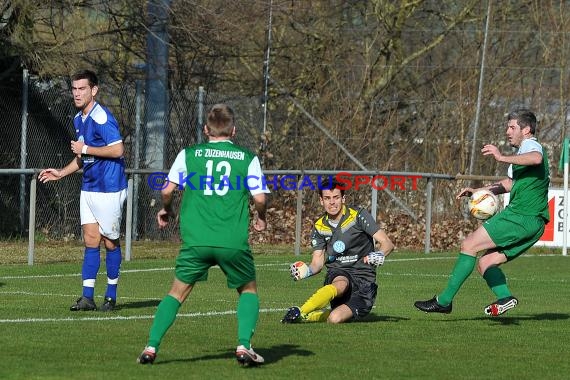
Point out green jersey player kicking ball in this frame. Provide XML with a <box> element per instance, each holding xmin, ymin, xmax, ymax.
<box><xmin>415</xmin><ymin>109</ymin><xmax>550</xmax><ymax>317</ymax></box>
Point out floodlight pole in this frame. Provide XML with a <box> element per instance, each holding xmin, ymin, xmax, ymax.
<box><xmin>468</xmin><ymin>0</ymin><xmax>492</xmax><ymax>175</ymax></box>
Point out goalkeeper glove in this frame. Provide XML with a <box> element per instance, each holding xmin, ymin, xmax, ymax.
<box><xmin>366</xmin><ymin>251</ymin><xmax>385</xmax><ymax>267</ymax></box>
<box><xmin>290</xmin><ymin>261</ymin><xmax>313</xmax><ymax>281</ymax></box>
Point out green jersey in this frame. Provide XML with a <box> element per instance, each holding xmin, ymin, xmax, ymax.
<box><xmin>168</xmin><ymin>140</ymin><xmax>266</xmax><ymax>250</ymax></box>
<box><xmin>506</xmin><ymin>137</ymin><xmax>550</xmax><ymax>221</ymax></box>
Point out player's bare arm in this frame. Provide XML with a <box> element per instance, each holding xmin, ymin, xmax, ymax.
<box><xmin>372</xmin><ymin>229</ymin><xmax>394</xmax><ymax>256</ymax></box>
<box><xmin>482</xmin><ymin>144</ymin><xmax>542</xmax><ymax>166</ymax></box>
<box><xmin>157</xmin><ymin>181</ymin><xmax>178</xmax><ymax>228</ymax></box>
<box><xmin>486</xmin><ymin>178</ymin><xmax>512</xmax><ymax>194</ymax></box>
<box><xmin>71</xmin><ymin>140</ymin><xmax>124</xmax><ymax>158</ymax></box>
<box><xmin>38</xmin><ymin>157</ymin><xmax>81</xmax><ymax>183</ymax></box>
<box><xmin>308</xmin><ymin>249</ymin><xmax>326</xmax><ymax>274</ymax></box>
<box><xmin>252</xmin><ymin>193</ymin><xmax>267</xmax><ymax>232</ymax></box>
<box><xmin>456</xmin><ymin>187</ymin><xmax>476</xmax><ymax>199</ymax></box>
<box><xmin>457</xmin><ymin>177</ymin><xmax>513</xmax><ymax>199</ymax></box>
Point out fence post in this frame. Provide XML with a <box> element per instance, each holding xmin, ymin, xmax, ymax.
<box><xmin>20</xmin><ymin>69</ymin><xmax>29</xmax><ymax>234</ymax></box>
<box><xmin>295</xmin><ymin>176</ymin><xmax>303</xmax><ymax>256</ymax></box>
<box><xmin>125</xmin><ymin>177</ymin><xmax>134</xmax><ymax>261</ymax></box>
<box><xmin>28</xmin><ymin>175</ymin><xmax>36</xmax><ymax>265</ymax></box>
<box><xmin>133</xmin><ymin>79</ymin><xmax>143</xmax><ymax>241</ymax></box>
<box><xmin>424</xmin><ymin>177</ymin><xmax>433</xmax><ymax>253</ymax></box>
<box><xmin>197</xmin><ymin>86</ymin><xmax>204</xmax><ymax>143</ymax></box>
<box><xmin>371</xmin><ymin>179</ymin><xmax>378</xmax><ymax>220</ymax></box>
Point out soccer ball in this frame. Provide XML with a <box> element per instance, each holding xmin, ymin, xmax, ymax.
<box><xmin>468</xmin><ymin>190</ymin><xmax>499</xmax><ymax>220</ymax></box>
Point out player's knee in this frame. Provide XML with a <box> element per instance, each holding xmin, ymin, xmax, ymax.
<box><xmin>476</xmin><ymin>260</ymin><xmax>486</xmax><ymax>275</ymax></box>
<box><xmin>460</xmin><ymin>240</ymin><xmax>473</xmax><ymax>253</ymax></box>
<box><xmin>326</xmin><ymin>307</ymin><xmax>350</xmax><ymax>324</ymax></box>
<box><xmin>326</xmin><ymin>314</ymin><xmax>344</xmax><ymax>324</ymax></box>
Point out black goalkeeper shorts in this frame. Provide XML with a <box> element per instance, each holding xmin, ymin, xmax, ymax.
<box><xmin>325</xmin><ymin>268</ymin><xmax>378</xmax><ymax>320</ymax></box>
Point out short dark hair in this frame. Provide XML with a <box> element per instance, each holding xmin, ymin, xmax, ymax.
<box><xmin>507</xmin><ymin>109</ymin><xmax>537</xmax><ymax>134</ymax></box>
<box><xmin>318</xmin><ymin>178</ymin><xmax>345</xmax><ymax>197</ymax></box>
<box><xmin>206</xmin><ymin>103</ymin><xmax>235</xmax><ymax>137</ymax></box>
<box><xmin>71</xmin><ymin>69</ymin><xmax>98</xmax><ymax>87</ymax></box>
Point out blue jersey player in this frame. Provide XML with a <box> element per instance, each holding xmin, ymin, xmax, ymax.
<box><xmin>39</xmin><ymin>69</ymin><xmax>127</xmax><ymax>312</ymax></box>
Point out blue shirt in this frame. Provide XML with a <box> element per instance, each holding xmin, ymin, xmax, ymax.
<box><xmin>74</xmin><ymin>102</ymin><xmax>127</xmax><ymax>192</ymax></box>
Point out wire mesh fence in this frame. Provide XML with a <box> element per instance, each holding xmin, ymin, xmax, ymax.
<box><xmin>0</xmin><ymin>70</ymin><xmax>561</xmax><ymax>258</ymax></box>
<box><xmin>1</xmin><ymin>73</ymin><xmax>266</xmax><ymax>242</ymax></box>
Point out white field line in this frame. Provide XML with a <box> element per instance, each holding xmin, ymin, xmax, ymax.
<box><xmin>0</xmin><ymin>308</ymin><xmax>285</xmax><ymax>324</ymax></box>
<box><xmin>0</xmin><ymin>267</ymin><xmax>174</xmax><ymax>280</ymax></box>
<box><xmin>0</xmin><ymin>254</ymin><xmax>565</xmax><ymax>324</ymax></box>
<box><xmin>0</xmin><ymin>254</ymin><xmax>562</xmax><ymax>281</ymax></box>
<box><xmin>0</xmin><ymin>256</ymin><xmax>455</xmax><ymax>280</ymax></box>
<box><xmin>0</xmin><ymin>253</ymin><xmax>560</xmax><ymax>281</ymax></box>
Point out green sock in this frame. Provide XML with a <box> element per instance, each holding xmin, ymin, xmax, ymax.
<box><xmin>437</xmin><ymin>253</ymin><xmax>476</xmax><ymax>306</ymax></box>
<box><xmin>148</xmin><ymin>294</ymin><xmax>182</xmax><ymax>350</ymax></box>
<box><xmin>237</xmin><ymin>292</ymin><xmax>259</xmax><ymax>348</ymax></box>
<box><xmin>483</xmin><ymin>265</ymin><xmax>511</xmax><ymax>299</ymax></box>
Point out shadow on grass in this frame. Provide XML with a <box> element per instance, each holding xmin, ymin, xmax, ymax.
<box><xmin>116</xmin><ymin>299</ymin><xmax>161</xmax><ymax>310</ymax></box>
<box><xmin>357</xmin><ymin>314</ymin><xmax>410</xmax><ymax>323</ymax></box>
<box><xmin>156</xmin><ymin>344</ymin><xmax>314</xmax><ymax>366</ymax></box>
<box><xmin>0</xmin><ymin>282</ymin><xmax>5</xmax><ymax>287</ymax></box>
<box><xmin>449</xmin><ymin>313</ymin><xmax>570</xmax><ymax>325</ymax></box>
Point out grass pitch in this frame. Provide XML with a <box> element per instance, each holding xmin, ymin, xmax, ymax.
<box><xmin>1</xmin><ymin>246</ymin><xmax>569</xmax><ymax>379</ymax></box>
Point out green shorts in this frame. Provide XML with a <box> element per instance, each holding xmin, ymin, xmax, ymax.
<box><xmin>483</xmin><ymin>208</ymin><xmax>546</xmax><ymax>260</ymax></box>
<box><xmin>175</xmin><ymin>246</ymin><xmax>256</xmax><ymax>289</ymax></box>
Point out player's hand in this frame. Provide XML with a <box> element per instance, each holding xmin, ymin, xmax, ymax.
<box><xmin>290</xmin><ymin>261</ymin><xmax>313</xmax><ymax>281</ymax></box>
<box><xmin>364</xmin><ymin>251</ymin><xmax>385</xmax><ymax>267</ymax></box>
<box><xmin>456</xmin><ymin>187</ymin><xmax>475</xmax><ymax>199</ymax></box>
<box><xmin>253</xmin><ymin>216</ymin><xmax>266</xmax><ymax>231</ymax></box>
<box><xmin>157</xmin><ymin>208</ymin><xmax>173</xmax><ymax>228</ymax></box>
<box><xmin>70</xmin><ymin>140</ymin><xmax>86</xmax><ymax>156</ymax></box>
<box><xmin>481</xmin><ymin>144</ymin><xmax>503</xmax><ymax>161</ymax></box>
<box><xmin>38</xmin><ymin>168</ymin><xmax>62</xmax><ymax>183</ymax></box>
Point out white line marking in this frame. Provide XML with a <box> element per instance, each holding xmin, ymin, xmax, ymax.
<box><xmin>0</xmin><ymin>254</ymin><xmax>560</xmax><ymax>280</ymax></box>
<box><xmin>0</xmin><ymin>290</ymin><xmax>160</xmax><ymax>300</ymax></box>
<box><xmin>0</xmin><ymin>267</ymin><xmax>175</xmax><ymax>280</ymax></box>
<box><xmin>0</xmin><ymin>308</ymin><xmax>285</xmax><ymax>324</ymax></box>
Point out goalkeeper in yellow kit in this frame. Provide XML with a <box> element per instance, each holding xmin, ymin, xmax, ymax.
<box><xmin>282</xmin><ymin>178</ymin><xmax>394</xmax><ymax>323</ymax></box>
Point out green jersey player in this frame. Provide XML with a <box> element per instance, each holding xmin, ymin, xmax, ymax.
<box><xmin>138</xmin><ymin>104</ymin><xmax>269</xmax><ymax>366</ymax></box>
<box><xmin>415</xmin><ymin>109</ymin><xmax>549</xmax><ymax>316</ymax></box>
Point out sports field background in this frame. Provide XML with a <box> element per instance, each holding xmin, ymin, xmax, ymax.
<box><xmin>1</xmin><ymin>243</ymin><xmax>569</xmax><ymax>380</ymax></box>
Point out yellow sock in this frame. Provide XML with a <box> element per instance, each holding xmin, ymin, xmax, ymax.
<box><xmin>300</xmin><ymin>284</ymin><xmax>337</xmax><ymax>315</ymax></box>
<box><xmin>304</xmin><ymin>309</ymin><xmax>331</xmax><ymax>322</ymax></box>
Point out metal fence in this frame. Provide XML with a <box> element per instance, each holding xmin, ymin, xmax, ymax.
<box><xmin>2</xmin><ymin>71</ymin><xmax>563</xmax><ymax>264</ymax></box>
<box><xmin>1</xmin><ymin>70</ymin><xmax>264</xmax><ymax>241</ymax></box>
<box><xmin>4</xmin><ymin>168</ymin><xmax>464</xmax><ymax>264</ymax></box>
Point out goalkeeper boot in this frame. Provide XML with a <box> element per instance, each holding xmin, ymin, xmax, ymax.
<box><xmin>484</xmin><ymin>296</ymin><xmax>518</xmax><ymax>317</ymax></box>
<box><xmin>137</xmin><ymin>346</ymin><xmax>156</xmax><ymax>364</ymax></box>
<box><xmin>235</xmin><ymin>345</ymin><xmax>264</xmax><ymax>366</ymax></box>
<box><xmin>70</xmin><ymin>296</ymin><xmax>97</xmax><ymax>311</ymax></box>
<box><xmin>100</xmin><ymin>297</ymin><xmax>116</xmax><ymax>312</ymax></box>
<box><xmin>414</xmin><ymin>296</ymin><xmax>452</xmax><ymax>314</ymax></box>
<box><xmin>281</xmin><ymin>306</ymin><xmax>302</xmax><ymax>323</ymax></box>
